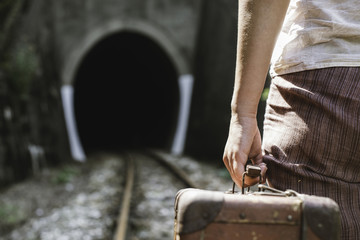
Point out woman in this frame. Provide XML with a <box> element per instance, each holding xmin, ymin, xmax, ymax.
<box><xmin>223</xmin><ymin>0</ymin><xmax>360</xmax><ymax>239</ymax></box>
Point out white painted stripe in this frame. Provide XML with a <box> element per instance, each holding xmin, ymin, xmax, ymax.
<box><xmin>171</xmin><ymin>74</ymin><xmax>194</xmax><ymax>156</ymax></box>
<box><xmin>61</xmin><ymin>85</ymin><xmax>86</xmax><ymax>161</ymax></box>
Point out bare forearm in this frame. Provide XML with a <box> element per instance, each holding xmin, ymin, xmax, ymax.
<box><xmin>231</xmin><ymin>0</ymin><xmax>289</xmax><ymax>118</ymax></box>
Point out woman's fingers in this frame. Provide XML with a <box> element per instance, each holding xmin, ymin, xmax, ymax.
<box><xmin>222</xmin><ymin>118</ymin><xmax>264</xmax><ymax>189</ymax></box>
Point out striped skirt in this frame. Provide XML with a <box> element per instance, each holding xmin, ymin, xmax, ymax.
<box><xmin>263</xmin><ymin>67</ymin><xmax>360</xmax><ymax>240</ymax></box>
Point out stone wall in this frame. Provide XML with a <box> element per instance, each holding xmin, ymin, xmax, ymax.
<box><xmin>186</xmin><ymin>0</ymin><xmax>238</xmax><ymax>159</ymax></box>
<box><xmin>52</xmin><ymin>0</ymin><xmax>203</xmax><ymax>82</ymax></box>
<box><xmin>0</xmin><ymin>0</ymin><xmax>70</xmax><ymax>186</ymax></box>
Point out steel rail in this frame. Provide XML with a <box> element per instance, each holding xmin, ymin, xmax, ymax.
<box><xmin>113</xmin><ymin>150</ymin><xmax>197</xmax><ymax>240</ymax></box>
<box><xmin>113</xmin><ymin>153</ymin><xmax>135</xmax><ymax>240</ymax></box>
<box><xmin>143</xmin><ymin>149</ymin><xmax>198</xmax><ymax>189</ymax></box>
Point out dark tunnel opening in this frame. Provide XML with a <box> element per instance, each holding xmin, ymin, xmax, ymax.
<box><xmin>74</xmin><ymin>32</ymin><xmax>180</xmax><ymax>154</ymax></box>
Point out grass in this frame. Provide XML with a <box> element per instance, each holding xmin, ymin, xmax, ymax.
<box><xmin>51</xmin><ymin>165</ymin><xmax>80</xmax><ymax>184</ymax></box>
<box><xmin>0</xmin><ymin>203</ymin><xmax>25</xmax><ymax>225</ymax></box>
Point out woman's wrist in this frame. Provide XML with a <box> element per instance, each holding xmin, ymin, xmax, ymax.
<box><xmin>229</xmin><ymin>113</ymin><xmax>258</xmax><ymax>129</ymax></box>
<box><xmin>231</xmin><ymin>104</ymin><xmax>258</xmax><ymax>120</ymax></box>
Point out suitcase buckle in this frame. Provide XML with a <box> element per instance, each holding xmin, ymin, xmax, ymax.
<box><xmin>241</xmin><ymin>165</ymin><xmax>262</xmax><ymax>194</ymax></box>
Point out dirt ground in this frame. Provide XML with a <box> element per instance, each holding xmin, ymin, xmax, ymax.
<box><xmin>0</xmin><ymin>153</ymin><xmax>125</xmax><ymax>240</ymax></box>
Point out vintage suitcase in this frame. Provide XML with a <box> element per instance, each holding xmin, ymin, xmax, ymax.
<box><xmin>174</xmin><ymin>180</ymin><xmax>341</xmax><ymax>240</ymax></box>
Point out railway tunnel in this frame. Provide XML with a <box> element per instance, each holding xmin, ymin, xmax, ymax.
<box><xmin>72</xmin><ymin>32</ymin><xmax>180</xmax><ymax>154</ymax></box>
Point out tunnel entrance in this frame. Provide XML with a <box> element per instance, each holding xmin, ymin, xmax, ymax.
<box><xmin>74</xmin><ymin>32</ymin><xmax>180</xmax><ymax>154</ymax></box>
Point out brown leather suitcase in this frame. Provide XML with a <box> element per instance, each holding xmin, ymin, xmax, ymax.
<box><xmin>174</xmin><ymin>185</ymin><xmax>341</xmax><ymax>240</ymax></box>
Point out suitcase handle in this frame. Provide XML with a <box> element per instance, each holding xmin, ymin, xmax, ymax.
<box><xmin>230</xmin><ymin>164</ymin><xmax>299</xmax><ymax>197</ymax></box>
<box><xmin>231</xmin><ymin>165</ymin><xmax>262</xmax><ymax>194</ymax></box>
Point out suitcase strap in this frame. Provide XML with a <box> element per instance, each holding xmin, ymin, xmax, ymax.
<box><xmin>231</xmin><ymin>182</ymin><xmax>300</xmax><ymax>197</ymax></box>
<box><xmin>256</xmin><ymin>184</ymin><xmax>300</xmax><ymax>197</ymax></box>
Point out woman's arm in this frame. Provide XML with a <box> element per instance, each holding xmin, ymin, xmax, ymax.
<box><xmin>223</xmin><ymin>0</ymin><xmax>289</xmax><ymax>188</ymax></box>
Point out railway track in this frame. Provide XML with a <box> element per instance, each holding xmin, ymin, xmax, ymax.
<box><xmin>0</xmin><ymin>150</ymin><xmax>231</xmax><ymax>239</ymax></box>
<box><xmin>113</xmin><ymin>150</ymin><xmax>198</xmax><ymax>240</ymax></box>
<box><xmin>1</xmin><ymin>153</ymin><xmax>126</xmax><ymax>240</ymax></box>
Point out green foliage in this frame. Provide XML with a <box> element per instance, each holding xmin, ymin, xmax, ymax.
<box><xmin>5</xmin><ymin>41</ymin><xmax>39</xmax><ymax>98</ymax></box>
<box><xmin>52</xmin><ymin>166</ymin><xmax>80</xmax><ymax>184</ymax></box>
<box><xmin>0</xmin><ymin>0</ymin><xmax>14</xmax><ymax>28</ymax></box>
<box><xmin>0</xmin><ymin>203</ymin><xmax>24</xmax><ymax>225</ymax></box>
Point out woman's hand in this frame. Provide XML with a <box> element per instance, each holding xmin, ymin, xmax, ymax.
<box><xmin>223</xmin><ymin>115</ymin><xmax>267</xmax><ymax>188</ymax></box>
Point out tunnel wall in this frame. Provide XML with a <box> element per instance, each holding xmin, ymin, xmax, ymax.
<box><xmin>0</xmin><ymin>0</ymin><xmax>270</xmax><ymax>185</ymax></box>
<box><xmin>56</xmin><ymin>0</ymin><xmax>203</xmax><ymax>82</ymax></box>
<box><xmin>0</xmin><ymin>0</ymin><xmax>205</xmax><ymax>185</ymax></box>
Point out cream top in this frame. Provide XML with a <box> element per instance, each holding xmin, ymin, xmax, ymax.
<box><xmin>270</xmin><ymin>0</ymin><xmax>360</xmax><ymax>76</ymax></box>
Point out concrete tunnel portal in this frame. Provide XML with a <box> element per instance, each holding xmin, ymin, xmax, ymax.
<box><xmin>73</xmin><ymin>32</ymin><xmax>180</xmax><ymax>154</ymax></box>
